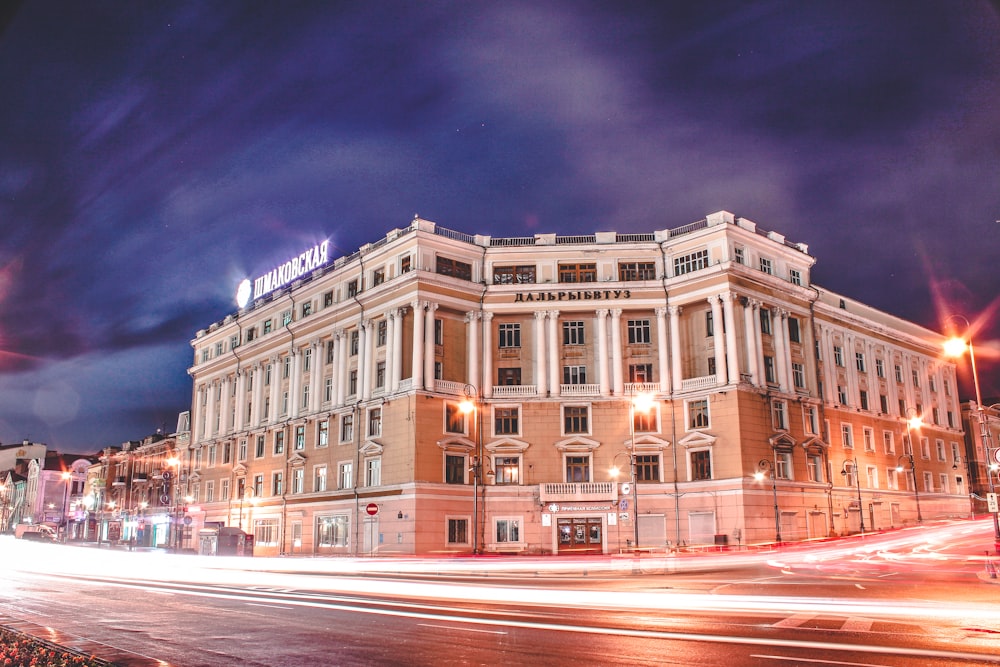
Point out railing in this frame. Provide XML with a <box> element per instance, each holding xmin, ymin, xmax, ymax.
<box><xmin>492</xmin><ymin>385</ymin><xmax>537</xmax><ymax>398</ymax></box>
<box><xmin>490</xmin><ymin>237</ymin><xmax>536</xmax><ymax>247</ymax></box>
<box><xmin>555</xmin><ymin>235</ymin><xmax>597</xmax><ymax>245</ymax></box>
<box><xmin>681</xmin><ymin>375</ymin><xmax>718</xmax><ymax>392</ymax></box>
<box><xmin>625</xmin><ymin>382</ymin><xmax>659</xmax><ymax>395</ymax></box>
<box><xmin>433</xmin><ymin>226</ymin><xmax>476</xmax><ymax>244</ymax></box>
<box><xmin>539</xmin><ymin>482</ymin><xmax>617</xmax><ymax>503</ymax></box>
<box><xmin>616</xmin><ymin>233</ymin><xmax>656</xmax><ymax>243</ymax></box>
<box><xmin>435</xmin><ymin>380</ymin><xmax>467</xmax><ymax>396</ymax></box>
<box><xmin>559</xmin><ymin>383</ymin><xmax>601</xmax><ymax>396</ymax></box>
<box><xmin>667</xmin><ymin>218</ymin><xmax>708</xmax><ymax>238</ymax></box>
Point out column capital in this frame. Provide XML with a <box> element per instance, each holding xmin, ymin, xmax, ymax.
<box><xmin>546</xmin><ymin>309</ymin><xmax>560</xmax><ymax>318</ymax></box>
<box><xmin>534</xmin><ymin>311</ymin><xmax>548</xmax><ymax>321</ymax></box>
<box><xmin>465</xmin><ymin>311</ymin><xmax>481</xmax><ymax>323</ymax></box>
<box><xmin>668</xmin><ymin>305</ymin><xmax>682</xmax><ymax>316</ymax></box>
<box><xmin>707</xmin><ymin>295</ymin><xmax>720</xmax><ymax>305</ymax></box>
<box><xmin>654</xmin><ymin>306</ymin><xmax>667</xmax><ymax>317</ymax></box>
<box><xmin>482</xmin><ymin>311</ymin><xmax>494</xmax><ymax>322</ymax></box>
<box><xmin>609</xmin><ymin>308</ymin><xmax>622</xmax><ymax>317</ymax></box>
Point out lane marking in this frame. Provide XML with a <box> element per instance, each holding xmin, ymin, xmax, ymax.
<box><xmin>418</xmin><ymin>623</ymin><xmax>507</xmax><ymax>635</ymax></box>
<box><xmin>773</xmin><ymin>613</ymin><xmax>813</xmax><ymax>628</ymax></box>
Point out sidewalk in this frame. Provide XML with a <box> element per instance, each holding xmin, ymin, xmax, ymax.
<box><xmin>0</xmin><ymin>615</ymin><xmax>170</xmax><ymax>667</ymax></box>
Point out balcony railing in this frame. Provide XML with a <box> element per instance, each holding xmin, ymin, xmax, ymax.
<box><xmin>559</xmin><ymin>383</ymin><xmax>601</xmax><ymax>396</ymax></box>
<box><xmin>539</xmin><ymin>482</ymin><xmax>617</xmax><ymax>503</ymax></box>
<box><xmin>492</xmin><ymin>385</ymin><xmax>537</xmax><ymax>398</ymax></box>
<box><xmin>681</xmin><ymin>375</ymin><xmax>717</xmax><ymax>392</ymax></box>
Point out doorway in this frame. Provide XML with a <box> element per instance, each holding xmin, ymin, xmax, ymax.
<box><xmin>557</xmin><ymin>517</ymin><xmax>603</xmax><ymax>554</ymax></box>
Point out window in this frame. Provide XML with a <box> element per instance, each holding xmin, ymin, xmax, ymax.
<box><xmin>565</xmin><ymin>455</ymin><xmax>590</xmax><ymax>483</ymax></box>
<box><xmin>436</xmin><ymin>256</ymin><xmax>472</xmax><ymax>280</ymax></box>
<box><xmin>281</xmin><ymin>390</ymin><xmax>289</xmax><ymax>416</ymax></box>
<box><xmin>497</xmin><ymin>367</ymin><xmax>522</xmax><ymax>385</ymax></box>
<box><xmin>347</xmin><ymin>279</ymin><xmax>358</xmax><ymax>297</ymax></box>
<box><xmin>494</xmin><ymin>407</ymin><xmax>519</xmax><ymax>436</ymax></box>
<box><xmin>254</xmin><ymin>519</ymin><xmax>279</xmax><ymax>546</ymax></box>
<box><xmin>866</xmin><ymin>465</ymin><xmax>879</xmax><ymax>490</ymax></box>
<box><xmin>673</xmin><ymin>249</ymin><xmax>709</xmax><ymax>276</ymax></box>
<box><xmin>223</xmin><ymin>442</ymin><xmax>232</xmax><ymax>464</ymax></box>
<box><xmin>880</xmin><ymin>394</ymin><xmax>889</xmax><ymax>413</ymax></box>
<box><xmin>705</xmin><ymin>311</ymin><xmax>714</xmax><ymax>337</ymax></box>
<box><xmin>558</xmin><ymin>262</ymin><xmax>597</xmax><ymax>283</ymax></box>
<box><xmin>252</xmin><ymin>474</ymin><xmax>264</xmax><ymax>498</ymax></box>
<box><xmin>496</xmin><ymin>518</ymin><xmax>521</xmax><ymax>543</ymax></box>
<box><xmin>629</xmin><ymin>363</ymin><xmax>653</xmax><ymax>383</ymax></box>
<box><xmin>837</xmin><ymin>385</ymin><xmax>848</xmax><ymax>405</ymax></box>
<box><xmin>843</xmin><ymin>461</ymin><xmax>857</xmax><ymax>488</ymax></box>
<box><xmin>340</xmin><ymin>414</ymin><xmax>353</xmax><ymax>442</ymax></box>
<box><xmin>563</xmin><ymin>365</ymin><xmax>587</xmax><ymax>384</ymax></box>
<box><xmin>859</xmin><ymin>390</ymin><xmax>869</xmax><ymax>411</ymax></box>
<box><xmin>318</xmin><ymin>420</ymin><xmax>329</xmax><ymax>447</ymax></box>
<box><xmin>273</xmin><ymin>430</ymin><xmax>285</xmax><ymax>455</ymax></box>
<box><xmin>563</xmin><ymin>321</ymin><xmax>585</xmax><ymax>345</ymax></box>
<box><xmin>807</xmin><ymin>453</ymin><xmax>824</xmax><ymax>482</ymax></box>
<box><xmin>215</xmin><ymin>341</ymin><xmax>223</xmax><ymax>357</ymax></box>
<box><xmin>688</xmin><ymin>399</ymin><xmax>709</xmax><ymax>429</ymax></box>
<box><xmin>691</xmin><ymin>450</ymin><xmax>712</xmax><ymax>481</ymax></box>
<box><xmin>912</xmin><ymin>369</ymin><xmax>920</xmax><ymax>388</ymax></box>
<box><xmin>295</xmin><ymin>425</ymin><xmax>305</xmax><ymax>450</ymax></box>
<box><xmin>372</xmin><ymin>268</ymin><xmax>385</xmax><ymax>286</ymax></box>
<box><xmin>221</xmin><ymin>478</ymin><xmax>230</xmax><ymax>501</ymax></box>
<box><xmin>772</xmin><ymin>400</ymin><xmax>788</xmax><ymax>430</ymax></box>
<box><xmin>434</xmin><ymin>318</ymin><xmax>443</xmax><ymax>345</ymax></box>
<box><xmin>734</xmin><ymin>245</ymin><xmax>745</xmax><ymax>265</ymax></box>
<box><xmin>318</xmin><ymin>515</ymin><xmax>349</xmax><ymax>547</ymax></box>
<box><xmin>494</xmin><ymin>265</ymin><xmax>536</xmax><ymax>284</ymax></box>
<box><xmin>833</xmin><ymin>346</ymin><xmax>844</xmax><ymax>367</ymax></box>
<box><xmin>764</xmin><ymin>356</ymin><xmax>776</xmax><ymax>384</ymax></box>
<box><xmin>789</xmin><ymin>268</ymin><xmax>802</xmax><ymax>286</ymax></box>
<box><xmin>788</xmin><ymin>317</ymin><xmax>801</xmax><ymax>343</ymax></box>
<box><xmin>315</xmin><ymin>465</ymin><xmax>328</xmax><ymax>492</ymax></box>
<box><xmin>445</xmin><ymin>402</ymin><xmax>467</xmax><ymax>434</ymax></box>
<box><xmin>323</xmin><ymin>290</ymin><xmax>334</xmax><ymax>307</ymax></box>
<box><xmin>301</xmin><ymin>301</ymin><xmax>312</xmax><ymax>318</ymax></box>
<box><xmin>495</xmin><ymin>456</ymin><xmax>520</xmax><ymax>484</ymax></box>
<box><xmin>936</xmin><ymin>439</ymin><xmax>946</xmax><ymax>461</ymax></box>
<box><xmin>627</xmin><ymin>319</ymin><xmax>651</xmax><ymax>344</ymax></box>
<box><xmin>863</xmin><ymin>427</ymin><xmax>875</xmax><ymax>452</ymax></box>
<box><xmin>375</xmin><ymin>361</ymin><xmax>386</xmax><ymax>389</ymax></box>
<box><xmin>855</xmin><ymin>352</ymin><xmax>866</xmax><ymax>373</ymax></box>
<box><xmin>365</xmin><ymin>458</ymin><xmax>381</xmax><ymax>486</ymax></box>
<box><xmin>377</xmin><ymin>320</ymin><xmax>387</xmax><ymax>346</ymax></box>
<box><xmin>894</xmin><ymin>364</ymin><xmax>903</xmax><ymax>383</ymax></box>
<box><xmin>205</xmin><ymin>481</ymin><xmax>215</xmax><ymax>503</ymax></box>
<box><xmin>281</xmin><ymin>310</ymin><xmax>293</xmax><ymax>326</ymax></box>
<box><xmin>445</xmin><ymin>454</ymin><xmax>465</xmax><ymax>484</ymax></box>
<box><xmin>239</xmin><ymin>439</ymin><xmax>248</xmax><ymax>462</ymax></box>
<box><xmin>883</xmin><ymin>431</ymin><xmax>895</xmax><ymax>454</ymax></box>
<box><xmin>448</xmin><ymin>518</ymin><xmax>469</xmax><ymax>545</ymax></box>
<box><xmin>841</xmin><ymin>424</ymin><xmax>854</xmax><ymax>449</ymax></box>
<box><xmin>498</xmin><ymin>323</ymin><xmax>521</xmax><ymax>348</ymax></box>
<box><xmin>563</xmin><ymin>405</ymin><xmax>589</xmax><ymax>434</ymax></box>
<box><xmin>255</xmin><ymin>435</ymin><xmax>265</xmax><ymax>458</ymax></box>
<box><xmin>292</xmin><ymin>468</ymin><xmax>304</xmax><ymax>494</ymax></box>
<box><xmin>921</xmin><ymin>437</ymin><xmax>930</xmax><ymax>460</ymax></box>
<box><xmin>619</xmin><ymin>262</ymin><xmax>656</xmax><ymax>281</ymax></box>
<box><xmin>792</xmin><ymin>362</ymin><xmax>805</xmax><ymax>389</ymax></box>
<box><xmin>368</xmin><ymin>408</ymin><xmax>382</xmax><ymax>437</ymax></box>
<box><xmin>635</xmin><ymin>454</ymin><xmax>659</xmax><ymax>482</ymax></box>
<box><xmin>804</xmin><ymin>405</ymin><xmax>819</xmax><ymax>435</ymax></box>
<box><xmin>876</xmin><ymin>359</ymin><xmax>885</xmax><ymax>378</ymax></box>
<box><xmin>350</xmin><ymin>331</ymin><xmax>359</xmax><ymax>355</ymax></box>
<box><xmin>759</xmin><ymin>257</ymin><xmax>773</xmax><ymax>275</ymax></box>
<box><xmin>775</xmin><ymin>451</ymin><xmax>793</xmax><ymax>480</ymax></box>
<box><xmin>348</xmin><ymin>370</ymin><xmax>358</xmax><ymax>396</ymax></box>
<box><xmin>923</xmin><ymin>471</ymin><xmax>933</xmax><ymax>493</ymax></box>
<box><xmin>338</xmin><ymin>462</ymin><xmax>352</xmax><ymax>489</ymax></box>
<box><xmin>400</xmin><ymin>255</ymin><xmax>411</xmax><ymax>274</ymax></box>
<box><xmin>324</xmin><ymin>377</ymin><xmax>333</xmax><ymax>404</ymax></box>
<box><xmin>633</xmin><ymin>405</ymin><xmax>656</xmax><ymax>433</ymax></box>
<box><xmin>760</xmin><ymin>309</ymin><xmax>772</xmax><ymax>335</ymax></box>
<box><xmin>272</xmin><ymin>471</ymin><xmax>283</xmax><ymax>496</ymax></box>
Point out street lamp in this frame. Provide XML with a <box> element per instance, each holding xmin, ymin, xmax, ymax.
<box><xmin>459</xmin><ymin>384</ymin><xmax>483</xmax><ymax>555</ymax></box>
<box><xmin>60</xmin><ymin>471</ymin><xmax>72</xmax><ymax>541</ymax></box>
<box><xmin>953</xmin><ymin>456</ymin><xmax>976</xmax><ymax>519</ymax></box>
<box><xmin>896</xmin><ymin>409</ymin><xmax>924</xmax><ymax>523</ymax></box>
<box><xmin>841</xmin><ymin>458</ymin><xmax>866</xmax><ymax>535</ymax></box>
<box><xmin>943</xmin><ymin>315</ymin><xmax>1000</xmax><ymax>551</ymax></box>
<box><xmin>754</xmin><ymin>458</ymin><xmax>782</xmax><ymax>544</ymax></box>
<box><xmin>626</xmin><ymin>393</ymin><xmax>654</xmax><ymax>549</ymax></box>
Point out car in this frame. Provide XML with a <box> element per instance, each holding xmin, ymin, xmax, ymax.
<box><xmin>14</xmin><ymin>525</ymin><xmax>57</xmax><ymax>541</ymax></box>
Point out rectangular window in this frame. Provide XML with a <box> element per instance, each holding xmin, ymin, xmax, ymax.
<box><xmin>837</xmin><ymin>385</ymin><xmax>848</xmax><ymax>405</ymax></box>
<box><xmin>255</xmin><ymin>435</ymin><xmax>265</xmax><ymax>458</ymax></box>
<box><xmin>368</xmin><ymin>408</ymin><xmax>382</xmax><ymax>437</ymax></box>
<box><xmin>494</xmin><ymin>407</ymin><xmax>519</xmax><ymax>436</ymax></box>
<box><xmin>400</xmin><ymin>255</ymin><xmax>411</xmax><ymax>274</ymax></box>
<box><xmin>365</xmin><ymin>458</ymin><xmax>381</xmax><ymax>486</ymax></box>
<box><xmin>759</xmin><ymin>257</ymin><xmax>773</xmax><ymax>275</ymax></box>
<box><xmin>498</xmin><ymin>323</ymin><xmax>521</xmax><ymax>348</ymax></box>
<box><xmin>338</xmin><ymin>462</ymin><xmax>352</xmax><ymax>490</ymax></box>
<box><xmin>292</xmin><ymin>468</ymin><xmax>304</xmax><ymax>494</ymax></box>
<box><xmin>350</xmin><ymin>331</ymin><xmax>359</xmax><ymax>356</ymax></box>
<box><xmin>239</xmin><ymin>439</ymin><xmax>248</xmax><ymax>462</ymax></box>
<box><xmin>495</xmin><ymin>456</ymin><xmax>520</xmax><ymax>485</ymax></box>
<box><xmin>618</xmin><ymin>261</ymin><xmax>656</xmax><ymax>281</ymax></box>
<box><xmin>376</xmin><ymin>361</ymin><xmax>386</xmax><ymax>389</ymax></box>
<box><xmin>274</xmin><ymin>430</ymin><xmax>285</xmax><ymax>455</ymax></box>
<box><xmin>635</xmin><ymin>454</ymin><xmax>659</xmax><ymax>482</ymax></box>
<box><xmin>760</xmin><ymin>309</ymin><xmax>772</xmax><ymax>335</ymax></box>
<box><xmin>912</xmin><ymin>368</ymin><xmax>920</xmax><ymax>388</ymax></box>
<box><xmin>281</xmin><ymin>310</ymin><xmax>292</xmax><ymax>326</ymax></box>
<box><xmin>221</xmin><ymin>479</ymin><xmax>230</xmax><ymax>501</ymax></box>
<box><xmin>445</xmin><ymin>454</ymin><xmax>465</xmax><ymax>484</ymax></box>
<box><xmin>436</xmin><ymin>256</ymin><xmax>472</xmax><ymax>280</ymax></box>
<box><xmin>340</xmin><ymin>414</ymin><xmax>353</xmax><ymax>442</ymax></box>
<box><xmin>880</xmin><ymin>394</ymin><xmax>889</xmax><ymax>413</ymax></box>
<box><xmin>563</xmin><ymin>405</ymin><xmax>589</xmax><ymax>434</ymax></box>
<box><xmin>372</xmin><ymin>268</ymin><xmax>385</xmax><ymax>286</ymax></box>
<box><xmin>772</xmin><ymin>400</ymin><xmax>788</xmax><ymax>430</ymax></box>
<box><xmin>254</xmin><ymin>519</ymin><xmax>279</xmax><ymax>546</ymax></box>
<box><xmin>445</xmin><ymin>402</ymin><xmax>467</xmax><ymax>434</ymax></box>
<box><xmin>301</xmin><ymin>301</ymin><xmax>312</xmax><ymax>318</ymax></box>
<box><xmin>807</xmin><ymin>454</ymin><xmax>823</xmax><ymax>482</ymax></box>
<box><xmin>325</xmin><ymin>377</ymin><xmax>333</xmax><ymax>403</ymax></box>
<box><xmin>859</xmin><ymin>390</ymin><xmax>869</xmax><ymax>411</ymax></box>
<box><xmin>252</xmin><ymin>474</ymin><xmax>264</xmax><ymax>498</ymax></box>
<box><xmin>792</xmin><ymin>362</ymin><xmax>805</xmax><ymax>389</ymax></box>
<box><xmin>558</xmin><ymin>262</ymin><xmax>597</xmax><ymax>283</ymax></box>
<box><xmin>688</xmin><ymin>399</ymin><xmax>709</xmax><ymax>429</ymax></box>
<box><xmin>876</xmin><ymin>359</ymin><xmax>885</xmax><ymax>378</ymax></box>
<box><xmin>434</xmin><ymin>318</ymin><xmax>443</xmax><ymax>345</ymax></box>
<box><xmin>263</xmin><ymin>319</ymin><xmax>273</xmax><ymax>335</ymax></box>
<box><xmin>448</xmin><ymin>518</ymin><xmax>468</xmax><ymax>545</ymax></box>
<box><xmin>493</xmin><ymin>265</ymin><xmax>536</xmax><ymax>284</ymax></box>
<box><xmin>788</xmin><ymin>268</ymin><xmax>802</xmax><ymax>286</ymax></box>
<box><xmin>295</xmin><ymin>425</ymin><xmax>305</xmax><ymax>450</ymax></box>
<box><xmin>883</xmin><ymin>431</ymin><xmax>895</xmax><ymax>454</ymax></box>
<box><xmin>562</xmin><ymin>320</ymin><xmax>585</xmax><ymax>345</ymax></box>
<box><xmin>323</xmin><ymin>290</ymin><xmax>334</xmax><ymax>307</ymax></box>
<box><xmin>627</xmin><ymin>319</ymin><xmax>651</xmax><ymax>344</ymax></box>
<box><xmin>497</xmin><ymin>367</ymin><xmax>522</xmax><ymax>385</ymax></box>
<box><xmin>841</xmin><ymin>424</ymin><xmax>854</xmax><ymax>449</ymax></box>
<box><xmin>705</xmin><ymin>311</ymin><xmax>714</xmax><ymax>337</ymax></box>
<box><xmin>347</xmin><ymin>279</ymin><xmax>358</xmax><ymax>297</ymax></box>
<box><xmin>272</xmin><ymin>471</ymin><xmax>283</xmax><ymax>496</ymax></box>
<box><xmin>496</xmin><ymin>518</ymin><xmax>521</xmax><ymax>543</ymax></box>
<box><xmin>563</xmin><ymin>365</ymin><xmax>587</xmax><ymax>384</ymax></box>
<box><xmin>628</xmin><ymin>363</ymin><xmax>653</xmax><ymax>383</ymax></box>
<box><xmin>734</xmin><ymin>245</ymin><xmax>745</xmax><ymax>265</ymax></box>
<box><xmin>855</xmin><ymin>352</ymin><xmax>866</xmax><ymax>372</ymax></box>
<box><xmin>863</xmin><ymin>427</ymin><xmax>875</xmax><ymax>452</ymax></box>
<box><xmin>348</xmin><ymin>370</ymin><xmax>358</xmax><ymax>396</ymax></box>
<box><xmin>673</xmin><ymin>249</ymin><xmax>709</xmax><ymax>276</ymax></box>
<box><xmin>776</xmin><ymin>451</ymin><xmax>793</xmax><ymax>480</ymax></box>
<box><xmin>317</xmin><ymin>515</ymin><xmax>349</xmax><ymax>547</ymax></box>
<box><xmin>833</xmin><ymin>346</ymin><xmax>844</xmax><ymax>367</ymax></box>
<box><xmin>788</xmin><ymin>317</ymin><xmax>801</xmax><ymax>343</ymax></box>
<box><xmin>565</xmin><ymin>455</ymin><xmax>590</xmax><ymax>483</ymax></box>
<box><xmin>804</xmin><ymin>405</ymin><xmax>819</xmax><ymax>435</ymax></box>
<box><xmin>377</xmin><ymin>320</ymin><xmax>387</xmax><ymax>346</ymax></box>
<box><xmin>691</xmin><ymin>450</ymin><xmax>712</xmax><ymax>481</ymax></box>
<box><xmin>764</xmin><ymin>356</ymin><xmax>776</xmax><ymax>384</ymax></box>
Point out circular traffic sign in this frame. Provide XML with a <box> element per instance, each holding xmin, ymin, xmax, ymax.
<box><xmin>994</xmin><ymin>448</ymin><xmax>1000</xmax><ymax>466</ymax></box>
<box><xmin>365</xmin><ymin>502</ymin><xmax>379</xmax><ymax>516</ymax></box>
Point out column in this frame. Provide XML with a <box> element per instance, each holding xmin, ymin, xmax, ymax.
<box><xmin>742</xmin><ymin>299</ymin><xmax>759</xmax><ymax>386</ymax></box>
<box><xmin>534</xmin><ymin>311</ymin><xmax>548</xmax><ymax>397</ymax></box>
<box><xmin>547</xmin><ymin>310</ymin><xmax>560</xmax><ymax>396</ymax></box>
<box><xmin>251</xmin><ymin>363</ymin><xmax>264</xmax><ymax>426</ymax></box>
<box><xmin>411</xmin><ymin>301</ymin><xmax>425</xmax><ymax>390</ymax></box>
<box><xmin>424</xmin><ymin>303</ymin><xmax>438</xmax><ymax>392</ymax></box>
<box><xmin>289</xmin><ymin>348</ymin><xmax>302</xmax><ymax>416</ymax></box>
<box><xmin>722</xmin><ymin>293</ymin><xmax>740</xmax><ymax>385</ymax></box>
<box><xmin>669</xmin><ymin>306</ymin><xmax>682</xmax><ymax>391</ymax></box>
<box><xmin>596</xmin><ymin>309</ymin><xmax>611</xmax><ymax>396</ymax></box>
<box><xmin>390</xmin><ymin>309</ymin><xmax>405</xmax><ymax>391</ymax></box>
<box><xmin>308</xmin><ymin>338</ymin><xmax>322</xmax><ymax>413</ymax></box>
<box><xmin>360</xmin><ymin>319</ymin><xmax>372</xmax><ymax>401</ymax></box>
<box><xmin>467</xmin><ymin>311</ymin><xmax>480</xmax><ymax>388</ymax></box>
<box><xmin>781</xmin><ymin>310</ymin><xmax>795</xmax><ymax>391</ymax></box>
<box><xmin>482</xmin><ymin>312</ymin><xmax>494</xmax><ymax>398</ymax></box>
<box><xmin>655</xmin><ymin>307</ymin><xmax>669</xmax><ymax>393</ymax></box>
<box><xmin>234</xmin><ymin>369</ymin><xmax>247</xmax><ymax>432</ymax></box>
<box><xmin>269</xmin><ymin>356</ymin><xmax>281</xmax><ymax>422</ymax></box>
<box><xmin>753</xmin><ymin>303</ymin><xmax>766</xmax><ymax>389</ymax></box>
<box><xmin>772</xmin><ymin>308</ymin><xmax>788</xmax><ymax>392</ymax></box>
<box><xmin>822</xmin><ymin>326</ymin><xmax>837</xmax><ymax>404</ymax></box>
<box><xmin>610</xmin><ymin>309</ymin><xmax>624</xmax><ymax>395</ymax></box>
<box><xmin>709</xmin><ymin>296</ymin><xmax>727</xmax><ymax>386</ymax></box>
<box><xmin>205</xmin><ymin>381</ymin><xmax>216</xmax><ymax>438</ymax></box>
<box><xmin>334</xmin><ymin>331</ymin><xmax>347</xmax><ymax>405</ymax></box>
<box><xmin>218</xmin><ymin>376</ymin><xmax>231</xmax><ymax>435</ymax></box>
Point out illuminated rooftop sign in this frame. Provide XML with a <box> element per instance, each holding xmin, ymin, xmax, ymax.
<box><xmin>236</xmin><ymin>240</ymin><xmax>330</xmax><ymax>308</ymax></box>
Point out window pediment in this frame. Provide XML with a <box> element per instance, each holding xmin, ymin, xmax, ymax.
<box><xmin>769</xmin><ymin>433</ymin><xmax>796</xmax><ymax>450</ymax></box>
<box><xmin>288</xmin><ymin>453</ymin><xmax>307</xmax><ymax>466</ymax></box>
<box><xmin>679</xmin><ymin>431</ymin><xmax>717</xmax><ymax>448</ymax></box>
<box><xmin>232</xmin><ymin>463</ymin><xmax>248</xmax><ymax>476</ymax></box>
<box><xmin>799</xmin><ymin>436</ymin><xmax>828</xmax><ymax>452</ymax></box>
<box><xmin>553</xmin><ymin>436</ymin><xmax>600</xmax><ymax>452</ymax></box>
<box><xmin>485</xmin><ymin>438</ymin><xmax>530</xmax><ymax>454</ymax></box>
<box><xmin>437</xmin><ymin>436</ymin><xmax>475</xmax><ymax>453</ymax></box>
<box><xmin>360</xmin><ymin>440</ymin><xmax>384</xmax><ymax>456</ymax></box>
<box><xmin>624</xmin><ymin>434</ymin><xmax>671</xmax><ymax>452</ymax></box>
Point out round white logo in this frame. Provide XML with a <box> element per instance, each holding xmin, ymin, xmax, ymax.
<box><xmin>236</xmin><ymin>279</ymin><xmax>252</xmax><ymax>308</ymax></box>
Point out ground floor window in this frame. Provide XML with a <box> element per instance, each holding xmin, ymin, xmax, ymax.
<box><xmin>495</xmin><ymin>518</ymin><xmax>521</xmax><ymax>543</ymax></box>
<box><xmin>317</xmin><ymin>515</ymin><xmax>349</xmax><ymax>547</ymax></box>
<box><xmin>447</xmin><ymin>517</ymin><xmax>469</xmax><ymax>545</ymax></box>
<box><xmin>254</xmin><ymin>518</ymin><xmax>279</xmax><ymax>546</ymax></box>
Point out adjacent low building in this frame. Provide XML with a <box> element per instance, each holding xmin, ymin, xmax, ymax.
<box><xmin>183</xmin><ymin>211</ymin><xmax>971</xmax><ymax>556</ymax></box>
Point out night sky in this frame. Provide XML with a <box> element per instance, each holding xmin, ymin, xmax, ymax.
<box><xmin>1</xmin><ymin>1</ymin><xmax>998</xmax><ymax>454</ymax></box>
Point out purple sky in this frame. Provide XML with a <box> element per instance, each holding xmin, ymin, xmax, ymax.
<box><xmin>1</xmin><ymin>1</ymin><xmax>998</xmax><ymax>454</ymax></box>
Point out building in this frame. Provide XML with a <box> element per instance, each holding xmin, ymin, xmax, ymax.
<box><xmin>961</xmin><ymin>399</ymin><xmax>1000</xmax><ymax>515</ymax></box>
<box><xmin>183</xmin><ymin>211</ymin><xmax>971</xmax><ymax>556</ymax></box>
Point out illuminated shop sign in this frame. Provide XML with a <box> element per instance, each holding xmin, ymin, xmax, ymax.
<box><xmin>236</xmin><ymin>240</ymin><xmax>330</xmax><ymax>307</ymax></box>
<box><xmin>514</xmin><ymin>289</ymin><xmax>631</xmax><ymax>303</ymax></box>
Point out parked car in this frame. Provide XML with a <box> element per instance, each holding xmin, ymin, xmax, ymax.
<box><xmin>14</xmin><ymin>524</ymin><xmax>57</xmax><ymax>541</ymax></box>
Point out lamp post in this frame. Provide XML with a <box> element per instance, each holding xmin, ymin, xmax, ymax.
<box><xmin>841</xmin><ymin>458</ymin><xmax>865</xmax><ymax>535</ymax></box>
<box><xmin>627</xmin><ymin>393</ymin><xmax>654</xmax><ymax>549</ymax></box>
<box><xmin>943</xmin><ymin>315</ymin><xmax>1000</xmax><ymax>551</ymax></box>
<box><xmin>0</xmin><ymin>483</ymin><xmax>8</xmax><ymax>533</ymax></box>
<box><xmin>459</xmin><ymin>384</ymin><xmax>483</xmax><ymax>555</ymax></box>
<box><xmin>60</xmin><ymin>471</ymin><xmax>72</xmax><ymax>541</ymax></box>
<box><xmin>754</xmin><ymin>458</ymin><xmax>782</xmax><ymax>544</ymax></box>
<box><xmin>953</xmin><ymin>456</ymin><xmax>976</xmax><ymax>518</ymax></box>
<box><xmin>897</xmin><ymin>408</ymin><xmax>924</xmax><ymax>523</ymax></box>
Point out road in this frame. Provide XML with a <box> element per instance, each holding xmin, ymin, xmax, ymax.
<box><xmin>2</xmin><ymin>519</ymin><xmax>999</xmax><ymax>666</ymax></box>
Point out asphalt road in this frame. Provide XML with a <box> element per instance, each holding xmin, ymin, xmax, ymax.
<box><xmin>2</xmin><ymin>520</ymin><xmax>999</xmax><ymax>666</ymax></box>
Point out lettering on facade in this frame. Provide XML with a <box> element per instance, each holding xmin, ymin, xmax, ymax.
<box><xmin>238</xmin><ymin>240</ymin><xmax>331</xmax><ymax>307</ymax></box>
<box><xmin>513</xmin><ymin>289</ymin><xmax>631</xmax><ymax>303</ymax></box>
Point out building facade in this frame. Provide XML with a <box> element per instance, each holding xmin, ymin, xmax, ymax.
<box><xmin>183</xmin><ymin>211</ymin><xmax>970</xmax><ymax>556</ymax></box>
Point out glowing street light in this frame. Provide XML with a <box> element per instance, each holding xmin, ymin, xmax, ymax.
<box><xmin>943</xmin><ymin>314</ymin><xmax>1000</xmax><ymax>551</ymax></box>
<box><xmin>755</xmin><ymin>458</ymin><xmax>782</xmax><ymax>544</ymax></box>
<box><xmin>841</xmin><ymin>458</ymin><xmax>866</xmax><ymax>535</ymax></box>
<box><xmin>895</xmin><ymin>408</ymin><xmax>924</xmax><ymax>523</ymax></box>
<box><xmin>459</xmin><ymin>384</ymin><xmax>484</xmax><ymax>555</ymax></box>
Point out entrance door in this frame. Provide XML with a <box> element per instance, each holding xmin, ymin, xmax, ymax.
<box><xmin>557</xmin><ymin>517</ymin><xmax>602</xmax><ymax>554</ymax></box>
